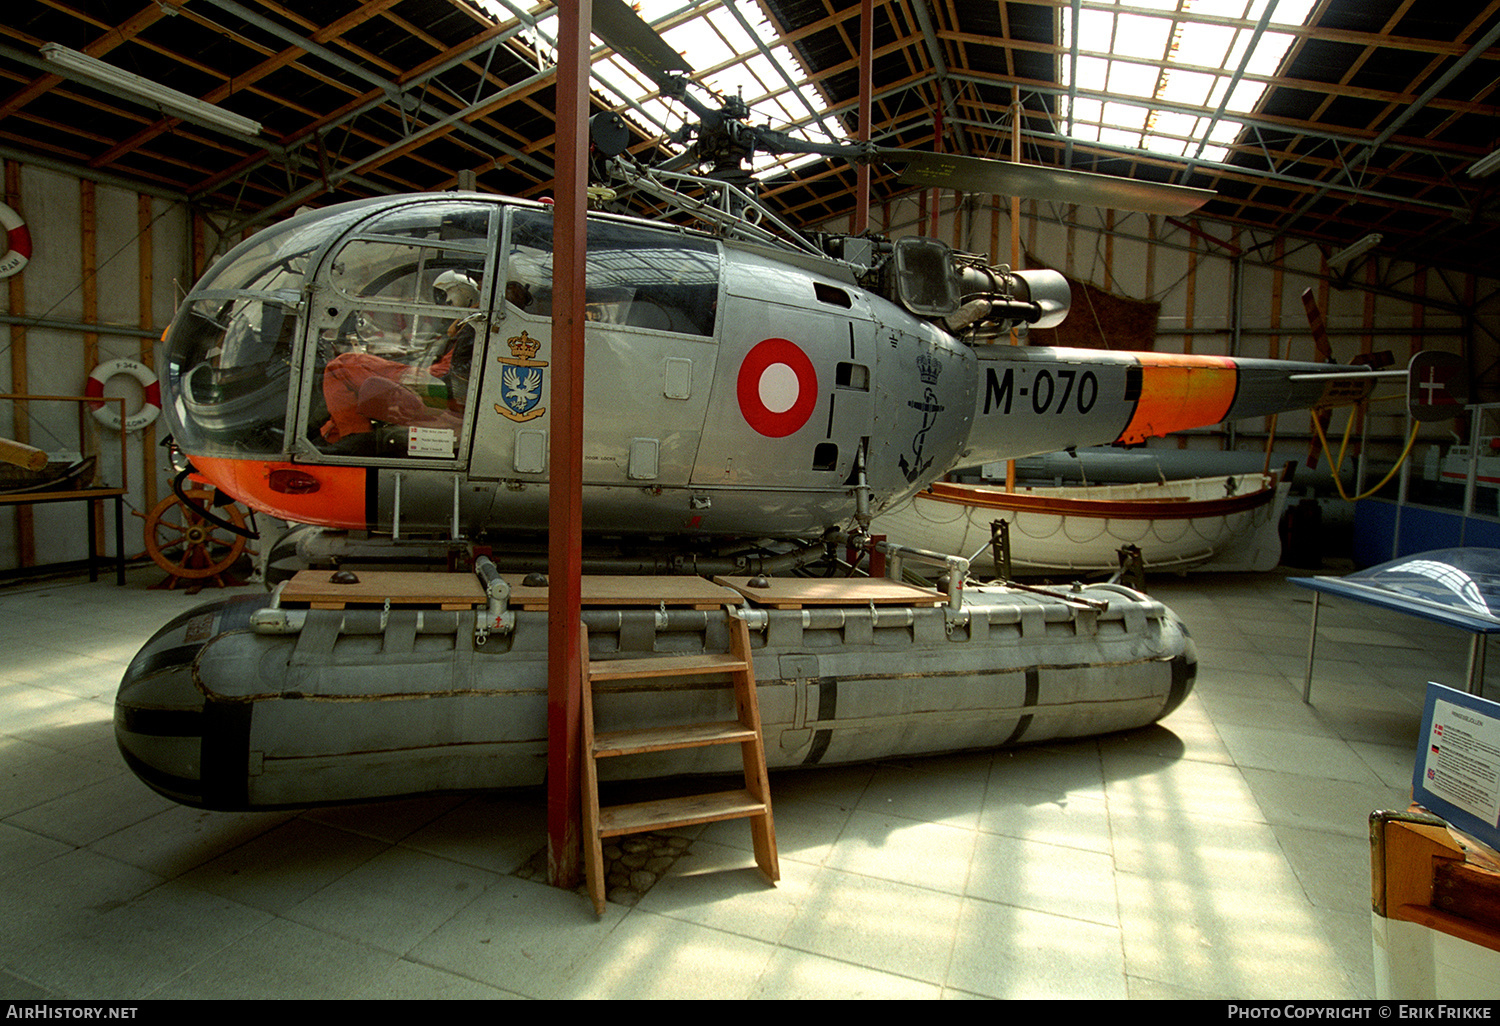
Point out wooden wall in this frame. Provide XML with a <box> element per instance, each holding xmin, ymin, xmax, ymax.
<box><xmin>0</xmin><ymin>159</ymin><xmax>191</xmax><ymax>571</ymax></box>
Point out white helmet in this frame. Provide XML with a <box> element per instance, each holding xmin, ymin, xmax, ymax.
<box><xmin>432</xmin><ymin>270</ymin><xmax>480</xmax><ymax>307</ymax></box>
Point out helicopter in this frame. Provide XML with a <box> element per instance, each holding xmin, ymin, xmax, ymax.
<box><xmin>157</xmin><ymin>0</ymin><xmax>1382</xmax><ymax>576</ymax></box>
<box><xmin>131</xmin><ymin>183</ymin><xmax>1384</xmax><ymax>809</ymax></box>
<box><xmin>162</xmin><ymin>183</ymin><xmax>1378</xmax><ymax>577</ymax></box>
<box><xmin>112</xmin><ymin>3</ymin><xmax>1418</xmax><ymax>812</ymax></box>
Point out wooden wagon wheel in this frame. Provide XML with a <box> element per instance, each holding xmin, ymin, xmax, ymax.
<box><xmin>142</xmin><ymin>488</ymin><xmax>248</xmax><ymax>580</ymax></box>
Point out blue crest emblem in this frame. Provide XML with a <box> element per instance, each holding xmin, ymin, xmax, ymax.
<box><xmin>502</xmin><ymin>365</ymin><xmax>544</xmax><ymax>417</ymax></box>
<box><xmin>495</xmin><ymin>331</ymin><xmax>548</xmax><ymax>423</ymax></box>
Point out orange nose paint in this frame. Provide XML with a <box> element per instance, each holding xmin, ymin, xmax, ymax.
<box><xmin>1116</xmin><ymin>355</ymin><xmax>1238</xmax><ymax>445</ymax></box>
<box><xmin>191</xmin><ymin>456</ymin><xmax>368</xmax><ymax>528</ymax></box>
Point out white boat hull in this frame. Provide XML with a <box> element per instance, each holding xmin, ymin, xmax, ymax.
<box><xmin>874</xmin><ymin>472</ymin><xmax>1290</xmax><ymax>575</ymax></box>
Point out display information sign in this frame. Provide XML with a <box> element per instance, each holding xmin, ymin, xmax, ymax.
<box><xmin>1413</xmin><ymin>682</ymin><xmax>1500</xmax><ymax>855</ymax></box>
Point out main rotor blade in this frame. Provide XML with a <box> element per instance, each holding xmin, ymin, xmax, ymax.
<box><xmin>593</xmin><ymin>0</ymin><xmax>694</xmax><ymax>89</ymax></box>
<box><xmin>880</xmin><ymin>152</ymin><xmax>1214</xmax><ymax>216</ymax></box>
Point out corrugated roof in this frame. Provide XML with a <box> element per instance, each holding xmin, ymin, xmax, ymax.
<box><xmin>0</xmin><ymin>0</ymin><xmax>1495</xmax><ymax>276</ymax></box>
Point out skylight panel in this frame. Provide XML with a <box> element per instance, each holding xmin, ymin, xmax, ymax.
<box><xmin>1069</xmin><ymin>95</ymin><xmax>1105</xmax><ymax>142</ymax></box>
<box><xmin>1074</xmin><ymin>55</ymin><xmax>1111</xmax><ymax>93</ymax></box>
<box><xmin>477</xmin><ymin>0</ymin><xmax>849</xmax><ymax>176</ymax></box>
<box><xmin>1111</xmin><ymin>14</ymin><xmax>1172</xmax><ymax>60</ymax></box>
<box><xmin>1148</xmin><ymin>110</ymin><xmax>1200</xmax><ymax>140</ymax></box>
<box><xmin>1227</xmin><ymin>79</ymin><xmax>1268</xmax><ymax>110</ymax></box>
<box><xmin>1103</xmin><ymin>100</ymin><xmax>1149</xmax><ymax>134</ymax></box>
<box><xmin>1243</xmin><ymin>31</ymin><xmax>1296</xmax><ymax>75</ymax></box>
<box><xmin>1059</xmin><ymin>0</ymin><xmax>1319</xmax><ymax>165</ymax></box>
<box><xmin>1098</xmin><ymin>128</ymin><xmax>1140</xmax><ymax>151</ymax></box>
<box><xmin>1178</xmin><ymin>22</ymin><xmax>1236</xmax><ymax>67</ymax></box>
<box><xmin>1161</xmin><ymin>67</ymin><xmax>1216</xmax><ymax>104</ymax></box>
<box><xmin>740</xmin><ymin>53</ymin><xmax>780</xmax><ymax>95</ymax></box>
<box><xmin>1109</xmin><ymin>61</ymin><xmax>1164</xmax><ymax>97</ymax></box>
<box><xmin>661</xmin><ymin>16</ymin><xmax>735</xmax><ymax>68</ymax></box>
<box><xmin>1206</xmin><ymin>117</ymin><xmax>1245</xmax><ymax>145</ymax></box>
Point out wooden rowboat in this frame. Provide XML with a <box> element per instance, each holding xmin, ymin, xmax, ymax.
<box><xmin>0</xmin><ymin>455</ymin><xmax>96</xmax><ymax>496</ymax></box>
<box><xmin>875</xmin><ymin>470</ymin><xmax>1292</xmax><ymax>575</ymax></box>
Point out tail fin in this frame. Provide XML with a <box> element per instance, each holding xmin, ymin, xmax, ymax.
<box><xmin>1408</xmin><ymin>351</ymin><xmax>1468</xmax><ymax>421</ymax></box>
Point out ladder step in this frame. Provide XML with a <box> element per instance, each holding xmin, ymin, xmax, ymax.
<box><xmin>594</xmin><ymin>720</ymin><xmax>758</xmax><ymax>757</ymax></box>
<box><xmin>587</xmin><ymin>652</ymin><xmax>750</xmax><ymax>681</ymax></box>
<box><xmin>580</xmin><ymin>616</ymin><xmax>777</xmax><ymax>915</ymax></box>
<box><xmin>598</xmin><ymin>788</ymin><xmax>769</xmax><ymax>837</ymax></box>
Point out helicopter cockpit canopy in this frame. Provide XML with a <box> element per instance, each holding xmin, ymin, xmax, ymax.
<box><xmin>162</xmin><ymin>197</ymin><xmax>506</xmax><ymax>461</ymax></box>
<box><xmin>160</xmin><ymin>195</ymin><xmax>726</xmax><ymax>468</ymax></box>
<box><xmin>160</xmin><ymin>199</ymin><xmax>393</xmax><ymax>457</ymax></box>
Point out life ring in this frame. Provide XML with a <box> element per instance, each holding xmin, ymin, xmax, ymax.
<box><xmin>87</xmin><ymin>358</ymin><xmax>161</xmax><ymax>432</ymax></box>
<box><xmin>0</xmin><ymin>202</ymin><xmax>31</xmax><ymax>279</ymax></box>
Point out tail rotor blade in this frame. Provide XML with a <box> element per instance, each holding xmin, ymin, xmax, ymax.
<box><xmin>1301</xmin><ymin>288</ymin><xmax>1335</xmax><ymax>468</ymax></box>
<box><xmin>1301</xmin><ymin>288</ymin><xmax>1332</xmax><ymax>363</ymax></box>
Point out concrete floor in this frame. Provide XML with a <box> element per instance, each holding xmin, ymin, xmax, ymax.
<box><xmin>0</xmin><ymin>563</ymin><xmax>1471</xmax><ymax>999</ymax></box>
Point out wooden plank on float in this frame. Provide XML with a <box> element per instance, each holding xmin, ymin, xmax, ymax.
<box><xmin>280</xmin><ymin>569</ymin><xmax>485</xmax><ymax>608</ymax></box>
<box><xmin>713</xmin><ymin>575</ymin><xmax>945</xmax><ymax>609</ymax></box>
<box><xmin>508</xmin><ymin>575</ymin><xmax>741</xmax><ymax>611</ymax></box>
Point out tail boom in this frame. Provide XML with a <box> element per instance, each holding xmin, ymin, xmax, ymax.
<box><xmin>962</xmin><ymin>347</ymin><xmax>1374</xmax><ymax>468</ymax></box>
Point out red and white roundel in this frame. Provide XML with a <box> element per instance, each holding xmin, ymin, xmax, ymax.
<box><xmin>737</xmin><ymin>338</ymin><xmax>818</xmax><ymax>438</ymax></box>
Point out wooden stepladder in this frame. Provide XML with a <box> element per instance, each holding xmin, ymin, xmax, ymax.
<box><xmin>579</xmin><ymin>612</ymin><xmax>779</xmax><ymax>915</ymax></box>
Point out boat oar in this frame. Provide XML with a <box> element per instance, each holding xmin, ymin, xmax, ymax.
<box><xmin>1003</xmin><ymin>578</ymin><xmax>1112</xmax><ymax>611</ymax></box>
<box><xmin>0</xmin><ymin>437</ymin><xmax>47</xmax><ymax>471</ymax></box>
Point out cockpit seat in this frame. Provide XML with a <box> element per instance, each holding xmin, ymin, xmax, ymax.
<box><xmin>319</xmin><ymin>352</ymin><xmax>458</xmax><ymax>445</ymax></box>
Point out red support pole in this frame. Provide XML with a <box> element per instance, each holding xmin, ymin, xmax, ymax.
<box><xmin>546</xmin><ymin>0</ymin><xmax>591</xmax><ymax>890</ymax></box>
<box><xmin>854</xmin><ymin>0</ymin><xmax>872</xmax><ymax>235</ymax></box>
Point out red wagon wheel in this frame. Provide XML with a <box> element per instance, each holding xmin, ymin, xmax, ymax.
<box><xmin>142</xmin><ymin>489</ymin><xmax>248</xmax><ymax>580</ymax></box>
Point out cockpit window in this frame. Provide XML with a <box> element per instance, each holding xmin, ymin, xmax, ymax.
<box><xmin>164</xmin><ymin>293</ymin><xmax>298</xmax><ymax>455</ymax></box>
<box><xmin>196</xmin><ymin>203</ymin><xmax>374</xmax><ymax>294</ymax></box>
<box><xmin>329</xmin><ymin>240</ymin><xmax>479</xmax><ymax>311</ymax></box>
<box><xmin>290</xmin><ymin>200</ymin><xmax>499</xmax><ymax>461</ymax></box>
<box><xmin>310</xmin><ymin>237</ymin><xmax>489</xmax><ymax>459</ymax></box>
<box><xmin>507</xmin><ymin>208</ymin><xmax>719</xmax><ymax>337</ymax></box>
<box><xmin>361</xmin><ymin>201</ymin><xmax>491</xmax><ymax>245</ymax></box>
<box><xmin>201</xmin><ymin>234</ymin><xmax>311</xmax><ymax>293</ymax></box>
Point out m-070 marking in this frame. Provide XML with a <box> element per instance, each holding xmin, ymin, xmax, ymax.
<box><xmin>984</xmin><ymin>366</ymin><xmax>1100</xmax><ymax>416</ymax></box>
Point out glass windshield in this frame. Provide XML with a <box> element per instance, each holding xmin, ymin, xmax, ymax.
<box><xmin>160</xmin><ymin>203</ymin><xmax>383</xmax><ymax>457</ymax></box>
<box><xmin>360</xmin><ymin>200</ymin><xmax>491</xmax><ymax>245</ymax></box>
<box><xmin>163</xmin><ymin>292</ymin><xmax>298</xmax><ymax>455</ymax></box>
<box><xmin>194</xmin><ymin>202</ymin><xmax>376</xmax><ymax>294</ymax></box>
